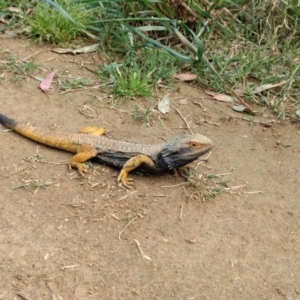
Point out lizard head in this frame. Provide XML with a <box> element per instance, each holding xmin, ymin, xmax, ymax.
<box><xmin>159</xmin><ymin>134</ymin><xmax>214</xmax><ymax>170</ymax></box>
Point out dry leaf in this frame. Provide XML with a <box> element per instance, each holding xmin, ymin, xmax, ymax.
<box><xmin>52</xmin><ymin>43</ymin><xmax>100</xmax><ymax>55</ymax></box>
<box><xmin>205</xmin><ymin>90</ymin><xmax>218</xmax><ymax>97</ymax></box>
<box><xmin>8</xmin><ymin>7</ymin><xmax>22</xmax><ymax>13</ymax></box>
<box><xmin>173</xmin><ymin>73</ymin><xmax>197</xmax><ymax>81</ymax></box>
<box><xmin>157</xmin><ymin>94</ymin><xmax>170</xmax><ymax>114</ymax></box>
<box><xmin>253</xmin><ymin>81</ymin><xmax>286</xmax><ymax>94</ymax></box>
<box><xmin>39</xmin><ymin>72</ymin><xmax>55</xmax><ymax>92</ymax></box>
<box><xmin>233</xmin><ymin>88</ymin><xmax>247</xmax><ymax>96</ymax></box>
<box><xmin>179</xmin><ymin>99</ymin><xmax>188</xmax><ymax>105</ymax></box>
<box><xmin>51</xmin><ymin>293</ymin><xmax>64</xmax><ymax>300</ymax></box>
<box><xmin>52</xmin><ymin>48</ymin><xmax>74</xmax><ymax>54</ymax></box>
<box><xmin>213</xmin><ymin>94</ymin><xmax>234</xmax><ymax>102</ymax></box>
<box><xmin>233</xmin><ymin>105</ymin><xmax>254</xmax><ymax>115</ymax></box>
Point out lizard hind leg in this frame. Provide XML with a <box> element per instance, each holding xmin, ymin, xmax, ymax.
<box><xmin>79</xmin><ymin>126</ymin><xmax>106</xmax><ymax>136</ymax></box>
<box><xmin>69</xmin><ymin>144</ymin><xmax>98</xmax><ymax>176</ymax></box>
<box><xmin>117</xmin><ymin>154</ymin><xmax>155</xmax><ymax>189</ymax></box>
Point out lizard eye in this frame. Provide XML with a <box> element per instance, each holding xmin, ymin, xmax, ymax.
<box><xmin>189</xmin><ymin>141</ymin><xmax>200</xmax><ymax>148</ymax></box>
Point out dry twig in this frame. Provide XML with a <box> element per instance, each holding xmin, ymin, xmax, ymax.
<box><xmin>179</xmin><ymin>204</ymin><xmax>185</xmax><ymax>220</ymax></box>
<box><xmin>16</xmin><ymin>293</ymin><xmax>33</xmax><ymax>300</ymax></box>
<box><xmin>61</xmin><ymin>264</ymin><xmax>80</xmax><ymax>271</ymax></box>
<box><xmin>162</xmin><ymin>182</ymin><xmax>189</xmax><ymax>188</ymax></box>
<box><xmin>224</xmin><ymin>182</ymin><xmax>248</xmax><ymax>191</ymax></box>
<box><xmin>134</xmin><ymin>239</ymin><xmax>152</xmax><ymax>261</ymax></box>
<box><xmin>243</xmin><ymin>190</ymin><xmax>264</xmax><ymax>195</ymax></box>
<box><xmin>192</xmin><ymin>100</ymin><xmax>205</xmax><ymax>110</ymax></box>
<box><xmin>117</xmin><ymin>191</ymin><xmax>137</xmax><ymax>201</ymax></box>
<box><xmin>174</xmin><ymin>108</ymin><xmax>193</xmax><ymax>134</ymax></box>
<box><xmin>111</xmin><ymin>213</ymin><xmax>120</xmax><ymax>220</ymax></box>
<box><xmin>119</xmin><ymin>217</ymin><xmax>137</xmax><ymax>240</ymax></box>
<box><xmin>158</xmin><ymin>116</ymin><xmax>174</xmax><ymax>134</ymax></box>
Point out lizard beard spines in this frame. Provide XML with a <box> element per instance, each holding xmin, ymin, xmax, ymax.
<box><xmin>159</xmin><ymin>152</ymin><xmax>174</xmax><ymax>170</ymax></box>
<box><xmin>157</xmin><ymin>139</ymin><xmax>181</xmax><ymax>170</ymax></box>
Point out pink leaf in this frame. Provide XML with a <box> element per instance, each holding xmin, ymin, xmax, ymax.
<box><xmin>39</xmin><ymin>72</ymin><xmax>55</xmax><ymax>92</ymax></box>
<box><xmin>205</xmin><ymin>90</ymin><xmax>234</xmax><ymax>102</ymax></box>
<box><xmin>173</xmin><ymin>73</ymin><xmax>197</xmax><ymax>81</ymax></box>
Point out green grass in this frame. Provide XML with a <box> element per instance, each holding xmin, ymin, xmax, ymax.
<box><xmin>25</xmin><ymin>0</ymin><xmax>93</xmax><ymax>44</ymax></box>
<box><xmin>98</xmin><ymin>48</ymin><xmax>178</xmax><ymax>100</ymax></box>
<box><xmin>0</xmin><ymin>53</ymin><xmax>39</xmax><ymax>83</ymax></box>
<box><xmin>99</xmin><ymin>62</ymin><xmax>152</xmax><ymax>99</ymax></box>
<box><xmin>114</xmin><ymin>70</ymin><xmax>152</xmax><ymax>99</ymax></box>
<box><xmin>59</xmin><ymin>77</ymin><xmax>93</xmax><ymax>91</ymax></box>
<box><xmin>0</xmin><ymin>0</ymin><xmax>299</xmax><ymax>118</ymax></box>
<box><xmin>133</xmin><ymin>105</ymin><xmax>154</xmax><ymax>125</ymax></box>
<box><xmin>191</xmin><ymin>0</ymin><xmax>300</xmax><ymax>118</ymax></box>
<box><xmin>12</xmin><ymin>178</ymin><xmax>53</xmax><ymax>191</ymax></box>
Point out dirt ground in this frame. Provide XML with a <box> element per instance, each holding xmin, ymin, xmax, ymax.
<box><xmin>0</xmin><ymin>37</ymin><xmax>299</xmax><ymax>300</ymax></box>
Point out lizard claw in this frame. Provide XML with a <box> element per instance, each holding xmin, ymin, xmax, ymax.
<box><xmin>78</xmin><ymin>163</ymin><xmax>89</xmax><ymax>176</ymax></box>
<box><xmin>119</xmin><ymin>177</ymin><xmax>134</xmax><ymax>189</ymax></box>
<box><xmin>69</xmin><ymin>162</ymin><xmax>89</xmax><ymax>176</ymax></box>
<box><xmin>118</xmin><ymin>172</ymin><xmax>134</xmax><ymax>189</ymax></box>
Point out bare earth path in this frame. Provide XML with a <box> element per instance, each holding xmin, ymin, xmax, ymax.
<box><xmin>0</xmin><ymin>38</ymin><xmax>299</xmax><ymax>300</ymax></box>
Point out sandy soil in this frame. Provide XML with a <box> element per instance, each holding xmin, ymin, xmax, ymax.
<box><xmin>0</xmin><ymin>37</ymin><xmax>299</xmax><ymax>300</ymax></box>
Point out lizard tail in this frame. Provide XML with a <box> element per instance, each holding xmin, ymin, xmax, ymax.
<box><xmin>0</xmin><ymin>112</ymin><xmax>78</xmax><ymax>152</ymax></box>
<box><xmin>0</xmin><ymin>113</ymin><xmax>17</xmax><ymax>129</ymax></box>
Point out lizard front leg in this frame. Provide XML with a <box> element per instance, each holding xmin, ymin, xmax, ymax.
<box><xmin>69</xmin><ymin>144</ymin><xmax>98</xmax><ymax>175</ymax></box>
<box><xmin>118</xmin><ymin>154</ymin><xmax>156</xmax><ymax>188</ymax></box>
